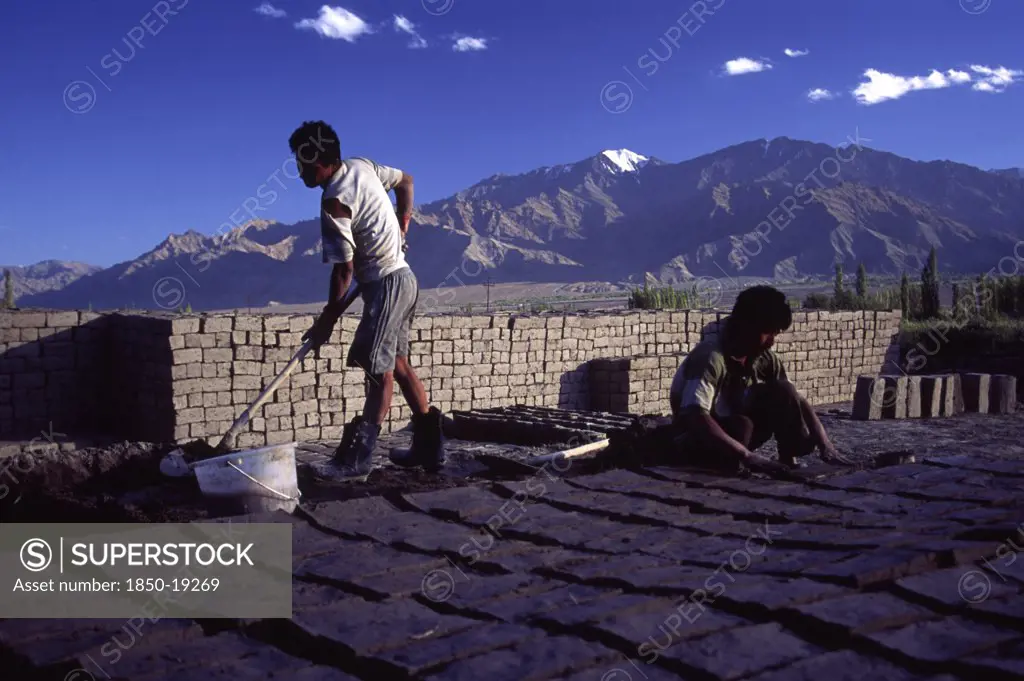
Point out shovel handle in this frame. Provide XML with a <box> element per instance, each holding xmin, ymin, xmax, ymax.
<box><xmin>217</xmin><ymin>283</ymin><xmax>362</xmax><ymax>451</ymax></box>
<box><xmin>217</xmin><ymin>339</ymin><xmax>314</xmax><ymax>450</ymax></box>
<box><xmin>526</xmin><ymin>438</ymin><xmax>610</xmax><ymax>466</ymax></box>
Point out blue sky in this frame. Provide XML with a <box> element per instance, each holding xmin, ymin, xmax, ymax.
<box><xmin>2</xmin><ymin>0</ymin><xmax>1022</xmax><ymax>267</ymax></box>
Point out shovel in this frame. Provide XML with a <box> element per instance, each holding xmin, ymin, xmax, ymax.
<box><xmin>474</xmin><ymin>438</ymin><xmax>611</xmax><ymax>477</ymax></box>
<box><xmin>160</xmin><ymin>284</ymin><xmax>362</xmax><ymax>477</ymax></box>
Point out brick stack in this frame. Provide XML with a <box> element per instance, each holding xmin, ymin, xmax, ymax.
<box><xmin>1</xmin><ymin>307</ymin><xmax>903</xmax><ymax>445</ymax></box>
<box><xmin>588</xmin><ymin>354</ymin><xmax>687</xmax><ymax>415</ymax></box>
<box><xmin>587</xmin><ymin>310</ymin><xmax>901</xmax><ymax>418</ymax></box>
<box><xmin>0</xmin><ymin>310</ymin><xmax>110</xmax><ymax>438</ymax></box>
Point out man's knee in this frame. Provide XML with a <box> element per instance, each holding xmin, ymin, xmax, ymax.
<box><xmin>394</xmin><ymin>355</ymin><xmax>415</xmax><ymax>379</ymax></box>
<box><xmin>718</xmin><ymin>415</ymin><xmax>755</xmax><ymax>446</ymax></box>
<box><xmin>753</xmin><ymin>380</ymin><xmax>800</xmax><ymax>405</ymax></box>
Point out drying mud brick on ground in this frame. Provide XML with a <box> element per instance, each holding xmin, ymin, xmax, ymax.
<box><xmin>3</xmin><ymin>307</ymin><xmax>1024</xmax><ymax>680</ymax></box>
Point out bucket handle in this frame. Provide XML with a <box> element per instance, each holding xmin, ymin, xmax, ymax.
<box><xmin>226</xmin><ymin>461</ymin><xmax>301</xmax><ymax>502</ymax></box>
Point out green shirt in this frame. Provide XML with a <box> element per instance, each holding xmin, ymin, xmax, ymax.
<box><xmin>669</xmin><ymin>334</ymin><xmax>788</xmax><ymax>419</ymax></box>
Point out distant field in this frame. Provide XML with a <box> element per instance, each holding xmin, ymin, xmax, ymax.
<box><xmin>226</xmin><ymin>278</ymin><xmax>844</xmax><ymax>315</ymax></box>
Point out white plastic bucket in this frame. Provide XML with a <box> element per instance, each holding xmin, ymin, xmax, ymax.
<box><xmin>192</xmin><ymin>442</ymin><xmax>301</xmax><ymax>514</ymax></box>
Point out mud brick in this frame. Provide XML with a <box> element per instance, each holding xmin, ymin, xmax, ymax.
<box><xmin>562</xmin><ymin>664</ymin><xmax>683</xmax><ymax>681</ymax></box>
<box><xmin>202</xmin><ymin>316</ymin><xmax>233</xmax><ymax>332</ymax></box>
<box><xmin>919</xmin><ymin>376</ymin><xmax>943</xmax><ymax>418</ymax></box>
<box><xmin>422</xmin><ymin>635</ymin><xmax>618</xmax><ymax>681</ymax></box>
<box><xmin>403</xmin><ymin>485</ymin><xmax>509</xmax><ymax>521</ymax></box>
<box><xmin>290</xmin><ymin>597</ymin><xmax>479</xmax><ymax>657</ymax></box>
<box><xmin>235</xmin><ymin>345</ymin><xmax>264</xmax><ymax>361</ymax></box>
<box><xmin>234</xmin><ymin>315</ymin><xmax>262</xmax><ymax>332</ymax></box>
<box><xmin>864</xmin><ymin>616</ymin><xmax>1020</xmax><ymax>664</ymax></box>
<box><xmin>852</xmin><ymin>375</ymin><xmax>885</xmax><ymax>420</ymax></box>
<box><xmin>802</xmin><ymin>549</ymin><xmax>938</xmax><ymax>587</ymax></box>
<box><xmin>904</xmin><ymin>375</ymin><xmax>922</xmax><ymax>418</ymax></box>
<box><xmin>961</xmin><ymin>373</ymin><xmax>991</xmax><ymax>413</ymax></box>
<box><xmin>0</xmin><ymin>618</ymin><xmax>202</xmax><ymax>672</ymax></box>
<box><xmin>170</xmin><ymin>317</ymin><xmax>200</xmax><ymax>334</ymax></box>
<box><xmin>171</xmin><ymin>348</ymin><xmax>202</xmax><ymax>365</ymax></box>
<box><xmin>747</xmin><ymin>650</ymin><xmax>918</xmax><ymax>681</ymax></box>
<box><xmin>267</xmin><ymin>429</ymin><xmax>294</xmax><ymax>444</ymax></box>
<box><xmin>534</xmin><ymin>591</ymin><xmax>668</xmax><ymax>628</ymax></box>
<box><xmin>233</xmin><ymin>360</ymin><xmax>260</xmax><ymax>375</ymax></box>
<box><xmin>947</xmin><ymin>373</ymin><xmax>964</xmax><ymax>415</ymax></box>
<box><xmin>970</xmin><ymin>597</ymin><xmax>1024</xmax><ymax>630</ymax></box>
<box><xmin>14</xmin><ymin>373</ymin><xmax>44</xmax><ymax>389</ymax></box>
<box><xmin>609</xmin><ymin>607</ymin><xmax>756</xmax><ymax>661</ymax></box>
<box><xmin>879</xmin><ymin>375</ymin><xmax>908</xmax><ymax>419</ymax></box>
<box><xmin>659</xmin><ymin>622</ymin><xmax>824</xmax><ymax>680</ymax></box>
<box><xmin>92</xmin><ymin>630</ymin><xmax>312</xmax><ymax>680</ymax></box>
<box><xmin>264</xmin><ymin>316</ymin><xmax>290</xmax><ymax>331</ymax></box>
<box><xmin>893</xmin><ymin>567</ymin><xmax>1020</xmax><ymax>608</ymax></box>
<box><xmin>44</xmin><ymin>311</ymin><xmax>78</xmax><ymax>327</ymax></box>
<box><xmin>989</xmin><ymin>374</ymin><xmax>1017</xmax><ymax>415</ymax></box>
<box><xmin>718</xmin><ymin>577</ymin><xmax>852</xmax><ymax>612</ymax></box>
<box><xmin>11</xmin><ymin>312</ymin><xmax>46</xmax><ymax>327</ymax></box>
<box><xmin>789</xmin><ymin>591</ymin><xmax>938</xmax><ymax>637</ymax></box>
<box><xmin>373</xmin><ymin>622</ymin><xmax>542</xmax><ymax>676</ymax></box>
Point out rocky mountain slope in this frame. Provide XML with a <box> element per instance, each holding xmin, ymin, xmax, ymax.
<box><xmin>18</xmin><ymin>140</ymin><xmax>1024</xmax><ymax>311</ymax></box>
<box><xmin>1</xmin><ymin>261</ymin><xmax>101</xmax><ymax>304</ymax></box>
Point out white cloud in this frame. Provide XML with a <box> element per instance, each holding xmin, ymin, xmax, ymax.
<box><xmin>295</xmin><ymin>6</ymin><xmax>373</xmax><ymax>42</ymax></box>
<box><xmin>723</xmin><ymin>57</ymin><xmax>772</xmax><ymax>76</ymax></box>
<box><xmin>853</xmin><ymin>65</ymin><xmax>1021</xmax><ymax>104</ymax></box>
<box><xmin>393</xmin><ymin>14</ymin><xmax>427</xmax><ymax>48</ymax></box>
<box><xmin>254</xmin><ymin>3</ymin><xmax>286</xmax><ymax>18</ymax></box>
<box><xmin>970</xmin><ymin>64</ymin><xmax>1023</xmax><ymax>92</ymax></box>
<box><xmin>784</xmin><ymin>48</ymin><xmax>809</xmax><ymax>58</ymax></box>
<box><xmin>453</xmin><ymin>36</ymin><xmax>487</xmax><ymax>52</ymax></box>
<box><xmin>948</xmin><ymin>69</ymin><xmax>972</xmax><ymax>84</ymax></box>
<box><xmin>806</xmin><ymin>88</ymin><xmax>835</xmax><ymax>102</ymax></box>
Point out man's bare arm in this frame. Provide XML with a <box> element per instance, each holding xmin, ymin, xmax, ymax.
<box><xmin>323</xmin><ymin>198</ymin><xmax>355</xmax><ymax>317</ymax></box>
<box><xmin>393</xmin><ymin>172</ymin><xmax>414</xmax><ymax>238</ymax></box>
<box><xmin>798</xmin><ymin>395</ymin><xmax>830</xmax><ymax>447</ymax></box>
<box><xmin>683</xmin><ymin>409</ymin><xmax>751</xmax><ymax>464</ymax></box>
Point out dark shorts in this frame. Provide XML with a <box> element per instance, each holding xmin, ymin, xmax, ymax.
<box><xmin>347</xmin><ymin>267</ymin><xmax>418</xmax><ymax>376</ymax></box>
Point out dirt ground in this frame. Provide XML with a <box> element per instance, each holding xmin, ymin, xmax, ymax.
<box><xmin>1</xmin><ymin>402</ymin><xmax>1021</xmax><ymax>525</ymax></box>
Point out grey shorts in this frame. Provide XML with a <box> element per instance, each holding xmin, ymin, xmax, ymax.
<box><xmin>347</xmin><ymin>267</ymin><xmax>418</xmax><ymax>376</ymax></box>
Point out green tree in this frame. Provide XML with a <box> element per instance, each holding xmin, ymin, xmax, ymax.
<box><xmin>920</xmin><ymin>247</ymin><xmax>940</xmax><ymax>319</ymax></box>
<box><xmin>2</xmin><ymin>269</ymin><xmax>13</xmax><ymax>309</ymax></box>
<box><xmin>833</xmin><ymin>262</ymin><xmax>845</xmax><ymax>307</ymax></box>
<box><xmin>900</xmin><ymin>272</ymin><xmax>910</xmax><ymax>317</ymax></box>
<box><xmin>855</xmin><ymin>263</ymin><xmax>867</xmax><ymax>298</ymax></box>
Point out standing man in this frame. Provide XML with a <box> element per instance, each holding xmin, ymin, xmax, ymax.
<box><xmin>289</xmin><ymin>120</ymin><xmax>446</xmax><ymax>482</ymax></box>
<box><xmin>669</xmin><ymin>285</ymin><xmax>852</xmax><ymax>473</ymax></box>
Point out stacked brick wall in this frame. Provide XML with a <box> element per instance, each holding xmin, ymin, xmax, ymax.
<box><xmin>0</xmin><ymin>311</ymin><xmax>110</xmax><ymax>438</ymax></box>
<box><xmin>1</xmin><ymin>308</ymin><xmax>902</xmax><ymax>445</ymax></box>
<box><xmin>590</xmin><ymin>310</ymin><xmax>902</xmax><ymax>417</ymax></box>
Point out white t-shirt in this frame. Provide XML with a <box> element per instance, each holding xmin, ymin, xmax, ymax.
<box><xmin>320</xmin><ymin>157</ymin><xmax>409</xmax><ymax>283</ymax></box>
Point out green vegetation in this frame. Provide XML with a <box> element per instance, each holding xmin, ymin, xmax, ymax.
<box><xmin>2</xmin><ymin>269</ymin><xmax>13</xmax><ymax>309</ymax></box>
<box><xmin>921</xmin><ymin>246</ymin><xmax>940</xmax><ymax>319</ymax></box>
<box><xmin>627</xmin><ymin>283</ymin><xmax>711</xmax><ymax>310</ymax></box>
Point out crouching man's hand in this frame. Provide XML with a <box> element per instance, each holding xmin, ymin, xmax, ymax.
<box><xmin>818</xmin><ymin>442</ymin><xmax>854</xmax><ymax>466</ymax></box>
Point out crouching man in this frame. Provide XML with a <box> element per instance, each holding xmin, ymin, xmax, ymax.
<box><xmin>669</xmin><ymin>285</ymin><xmax>852</xmax><ymax>473</ymax></box>
<box><xmin>289</xmin><ymin>120</ymin><xmax>446</xmax><ymax>482</ymax></box>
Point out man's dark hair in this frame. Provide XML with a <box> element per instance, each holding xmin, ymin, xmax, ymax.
<box><xmin>730</xmin><ymin>285</ymin><xmax>792</xmax><ymax>333</ymax></box>
<box><xmin>288</xmin><ymin>120</ymin><xmax>341</xmax><ymax>166</ymax></box>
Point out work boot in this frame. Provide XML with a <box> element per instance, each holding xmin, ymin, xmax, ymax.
<box><xmin>311</xmin><ymin>416</ymin><xmax>380</xmax><ymax>482</ymax></box>
<box><xmin>389</xmin><ymin>407</ymin><xmax>447</xmax><ymax>472</ymax></box>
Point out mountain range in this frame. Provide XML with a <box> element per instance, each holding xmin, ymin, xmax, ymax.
<box><xmin>12</xmin><ymin>138</ymin><xmax>1024</xmax><ymax>311</ymax></box>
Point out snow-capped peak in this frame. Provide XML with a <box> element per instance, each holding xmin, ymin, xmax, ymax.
<box><xmin>600</xmin><ymin>149</ymin><xmax>649</xmax><ymax>173</ymax></box>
